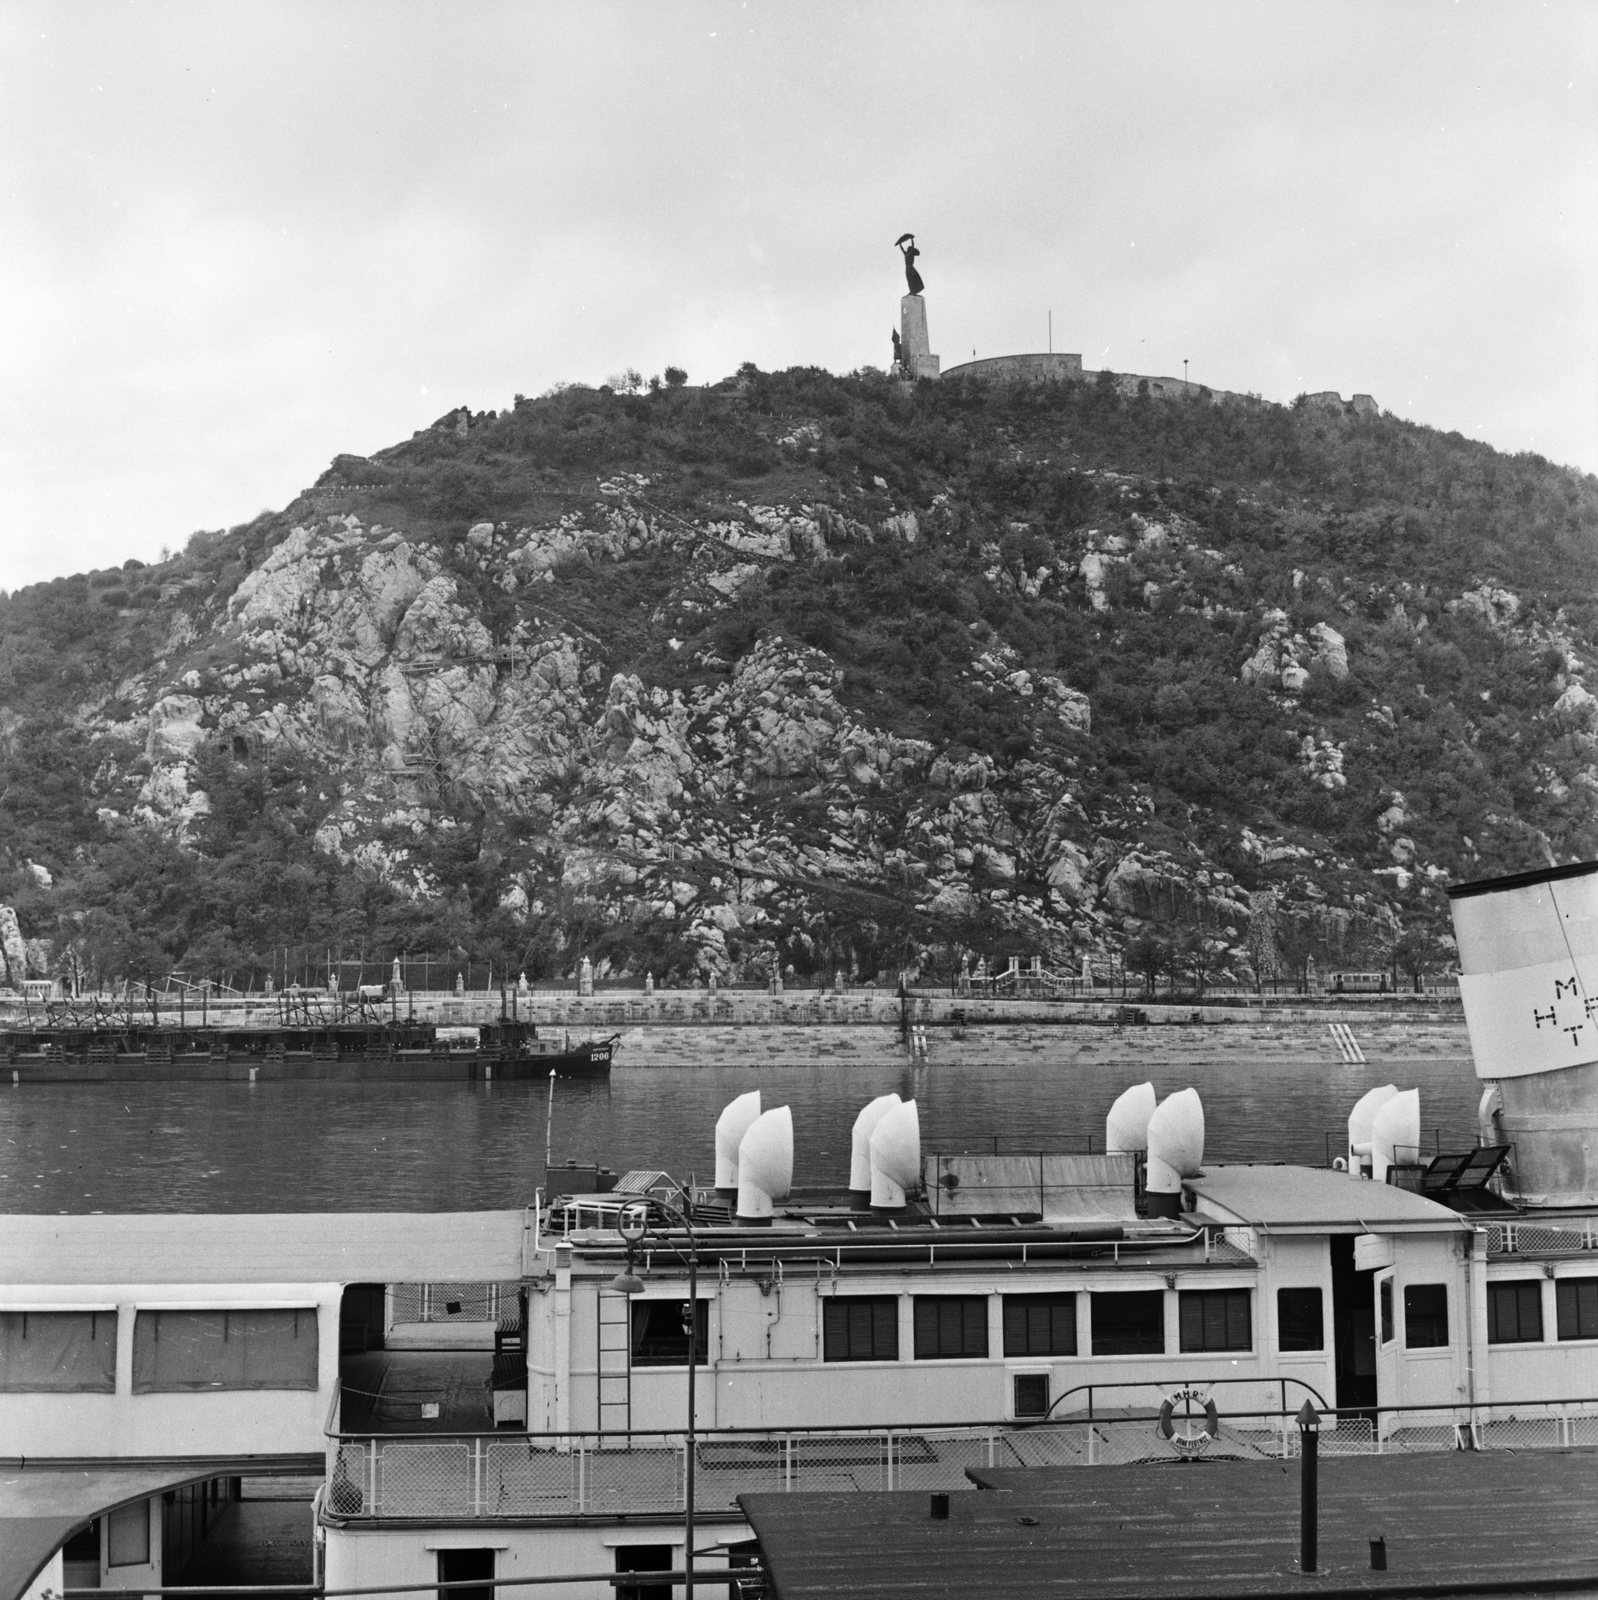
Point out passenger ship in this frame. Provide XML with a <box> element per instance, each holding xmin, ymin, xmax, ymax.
<box><xmin>7</xmin><ymin>860</ymin><xmax>1598</xmax><ymax>1600</ymax></box>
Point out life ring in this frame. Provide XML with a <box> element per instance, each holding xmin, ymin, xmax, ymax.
<box><xmin>1158</xmin><ymin>1387</ymin><xmax>1220</xmax><ymax>1454</ymax></box>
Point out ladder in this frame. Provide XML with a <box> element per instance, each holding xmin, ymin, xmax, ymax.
<box><xmin>597</xmin><ymin>1290</ymin><xmax>632</xmax><ymax>1438</ymax></box>
<box><xmin>1329</xmin><ymin>1022</ymin><xmax>1366</xmax><ymax>1064</ymax></box>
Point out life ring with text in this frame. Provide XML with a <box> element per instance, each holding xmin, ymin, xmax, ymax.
<box><xmin>1157</xmin><ymin>1387</ymin><xmax>1220</xmax><ymax>1454</ymax></box>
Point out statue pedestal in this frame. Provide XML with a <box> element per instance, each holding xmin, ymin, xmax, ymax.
<box><xmin>900</xmin><ymin>295</ymin><xmax>940</xmax><ymax>380</ymax></box>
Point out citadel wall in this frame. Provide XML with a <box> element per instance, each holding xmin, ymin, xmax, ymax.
<box><xmin>939</xmin><ymin>351</ymin><xmax>1377</xmax><ymax>416</ymax></box>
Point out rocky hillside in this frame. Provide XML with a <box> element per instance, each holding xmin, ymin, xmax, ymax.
<box><xmin>2</xmin><ymin>365</ymin><xmax>1596</xmax><ymax>992</ymax></box>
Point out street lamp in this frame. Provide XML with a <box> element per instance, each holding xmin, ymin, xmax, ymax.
<box><xmin>608</xmin><ymin>1191</ymin><xmax>702</xmax><ymax>1595</ymax></box>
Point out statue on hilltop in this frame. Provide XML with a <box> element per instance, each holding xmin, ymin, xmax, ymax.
<box><xmin>895</xmin><ymin>233</ymin><xmax>924</xmax><ymax>296</ymax></box>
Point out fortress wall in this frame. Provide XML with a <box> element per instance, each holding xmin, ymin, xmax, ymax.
<box><xmin>1303</xmin><ymin>390</ymin><xmax>1382</xmax><ymax>418</ymax></box>
<box><xmin>941</xmin><ymin>358</ymin><xmax>1378</xmax><ymax>417</ymax></box>
<box><xmin>941</xmin><ymin>353</ymin><xmax>1083</xmax><ymax>384</ymax></box>
<box><xmin>941</xmin><ymin>354</ymin><xmax>1259</xmax><ymax>408</ymax></box>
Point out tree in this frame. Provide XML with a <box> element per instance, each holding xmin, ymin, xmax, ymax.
<box><xmin>664</xmin><ymin>366</ymin><xmax>688</xmax><ymax>388</ymax></box>
<box><xmin>1127</xmin><ymin>932</ymin><xmax>1171</xmax><ymax>995</ymax></box>
<box><xmin>1393</xmin><ymin>926</ymin><xmax>1451</xmax><ymax>991</ymax></box>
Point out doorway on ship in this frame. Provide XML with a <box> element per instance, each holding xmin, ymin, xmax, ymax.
<box><xmin>339</xmin><ymin>1283</ymin><xmax>386</xmax><ymax>1354</ymax></box>
<box><xmin>1331</xmin><ymin>1235</ymin><xmax>1377</xmax><ymax>1413</ymax></box>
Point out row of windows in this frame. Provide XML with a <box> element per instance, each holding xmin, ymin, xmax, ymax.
<box><xmin>0</xmin><ymin>1309</ymin><xmax>318</xmax><ymax>1393</ymax></box>
<box><xmin>824</xmin><ymin>1289</ymin><xmax>1264</xmax><ymax>1362</ymax></box>
<box><xmin>1488</xmin><ymin>1279</ymin><xmax>1598</xmax><ymax>1344</ymax></box>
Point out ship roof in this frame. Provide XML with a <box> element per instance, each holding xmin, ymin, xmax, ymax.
<box><xmin>738</xmin><ymin>1449</ymin><xmax>1598</xmax><ymax>1599</ymax></box>
<box><xmin>1188</xmin><ymin>1164</ymin><xmax>1468</xmax><ymax>1231</ymax></box>
<box><xmin>0</xmin><ymin>1209</ymin><xmax>533</xmax><ymax>1285</ymax></box>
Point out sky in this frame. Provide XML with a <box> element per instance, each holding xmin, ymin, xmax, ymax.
<box><xmin>1</xmin><ymin>0</ymin><xmax>1594</xmax><ymax>592</ymax></box>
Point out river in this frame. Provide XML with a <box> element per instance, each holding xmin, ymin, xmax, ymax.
<box><xmin>0</xmin><ymin>1050</ymin><xmax>1482</xmax><ymax>1213</ymax></box>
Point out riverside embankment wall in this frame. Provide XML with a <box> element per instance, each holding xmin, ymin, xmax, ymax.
<box><xmin>0</xmin><ymin>989</ymin><xmax>1470</xmax><ymax>1069</ymax></box>
<box><xmin>3</xmin><ymin>988</ymin><xmax>1462</xmax><ymax>1031</ymax></box>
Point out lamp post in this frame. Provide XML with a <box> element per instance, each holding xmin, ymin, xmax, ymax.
<box><xmin>609</xmin><ymin>1191</ymin><xmax>701</xmax><ymax>1595</ymax></box>
<box><xmin>1297</xmin><ymin>1399</ymin><xmax>1320</xmax><ymax>1572</ymax></box>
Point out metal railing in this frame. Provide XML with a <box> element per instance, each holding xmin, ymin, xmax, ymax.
<box><xmin>389</xmin><ymin>1282</ymin><xmax>521</xmax><ymax>1325</ymax></box>
<box><xmin>325</xmin><ymin>1396</ymin><xmax>1598</xmax><ymax>1521</ymax></box>
<box><xmin>1485</xmin><ymin>1219</ymin><xmax>1598</xmax><ymax>1255</ymax></box>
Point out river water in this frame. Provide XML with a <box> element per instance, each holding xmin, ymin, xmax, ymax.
<box><xmin>0</xmin><ymin>1052</ymin><xmax>1482</xmax><ymax>1213</ymax></box>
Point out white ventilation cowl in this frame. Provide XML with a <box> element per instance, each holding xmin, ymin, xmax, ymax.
<box><xmin>1370</xmin><ymin>1089</ymin><xmax>1420</xmax><ymax>1184</ymax></box>
<box><xmin>849</xmin><ymin>1094</ymin><xmax>903</xmax><ymax>1193</ymax></box>
<box><xmin>869</xmin><ymin>1098</ymin><xmax>921</xmax><ymax>1209</ymax></box>
<box><xmin>1105</xmin><ymin>1082</ymin><xmax>1157</xmax><ymax>1154</ymax></box>
<box><xmin>715</xmin><ymin>1090</ymin><xmax>762</xmax><ymax>1192</ymax></box>
<box><xmin>1346</xmin><ymin>1083</ymin><xmax>1398</xmax><ymax>1179</ymax></box>
<box><xmin>736</xmin><ymin>1106</ymin><xmax>793</xmax><ymax>1221</ymax></box>
<box><xmin>1145</xmin><ymin>1088</ymin><xmax>1205</xmax><ymax>1198</ymax></box>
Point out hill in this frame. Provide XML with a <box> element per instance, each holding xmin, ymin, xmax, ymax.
<box><xmin>2</xmin><ymin>364</ymin><xmax>1596</xmax><ymax>994</ymax></box>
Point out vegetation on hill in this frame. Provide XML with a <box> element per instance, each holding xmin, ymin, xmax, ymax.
<box><xmin>2</xmin><ymin>364</ymin><xmax>1595</xmax><ymax>993</ymax></box>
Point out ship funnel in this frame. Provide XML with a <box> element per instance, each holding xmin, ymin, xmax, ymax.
<box><xmin>849</xmin><ymin>1094</ymin><xmax>902</xmax><ymax>1210</ymax></box>
<box><xmin>1449</xmin><ymin>861</ymin><xmax>1598</xmax><ymax>1205</ymax></box>
<box><xmin>1105</xmin><ymin>1082</ymin><xmax>1157</xmax><ymax>1154</ymax></box>
<box><xmin>869</xmin><ymin>1098</ymin><xmax>921</xmax><ymax>1213</ymax></box>
<box><xmin>735</xmin><ymin>1106</ymin><xmax>793</xmax><ymax>1225</ymax></box>
<box><xmin>1144</xmin><ymin>1089</ymin><xmax>1204</xmax><ymax>1219</ymax></box>
<box><xmin>1346</xmin><ymin>1084</ymin><xmax>1399</xmax><ymax>1179</ymax></box>
<box><xmin>1369</xmin><ymin>1089</ymin><xmax>1421</xmax><ymax>1185</ymax></box>
<box><xmin>715</xmin><ymin>1090</ymin><xmax>762</xmax><ymax>1196</ymax></box>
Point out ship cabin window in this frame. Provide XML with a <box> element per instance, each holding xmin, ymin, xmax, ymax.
<box><xmin>913</xmin><ymin>1296</ymin><xmax>988</xmax><ymax>1359</ymax></box>
<box><xmin>0</xmin><ymin>1310</ymin><xmax>117</xmax><ymax>1392</ymax></box>
<box><xmin>615</xmin><ymin>1544</ymin><xmax>673</xmax><ymax>1600</ymax></box>
<box><xmin>437</xmin><ymin>1548</ymin><xmax>495</xmax><ymax>1600</ymax></box>
<box><xmin>822</xmin><ymin>1296</ymin><xmax>899</xmax><ymax>1362</ymax></box>
<box><xmin>106</xmin><ymin>1501</ymin><xmax>151</xmax><ymax>1567</ymax></box>
<box><xmin>1090</xmin><ymin>1290</ymin><xmax>1165</xmax><ymax>1356</ymax></box>
<box><xmin>1403</xmin><ymin>1284</ymin><xmax>1449</xmax><ymax>1348</ymax></box>
<box><xmin>1556</xmin><ymin>1279</ymin><xmax>1598</xmax><ymax>1341</ymax></box>
<box><xmin>1003</xmin><ymin>1293</ymin><xmax>1077</xmax><ymax>1357</ymax></box>
<box><xmin>1276</xmin><ymin>1288</ymin><xmax>1324</xmax><ymax>1352</ymax></box>
<box><xmin>1012</xmin><ymin>1373</ymin><xmax>1050</xmax><ymax>1418</ymax></box>
<box><xmin>630</xmin><ymin>1299</ymin><xmax>708</xmax><ymax>1367</ymax></box>
<box><xmin>1487</xmin><ymin>1281</ymin><xmax>1544</xmax><ymax>1344</ymax></box>
<box><xmin>1379</xmin><ymin>1278</ymin><xmax>1394</xmax><ymax>1344</ymax></box>
<box><xmin>131</xmin><ymin>1308</ymin><xmax>319</xmax><ymax>1392</ymax></box>
<box><xmin>1179</xmin><ymin>1289</ymin><xmax>1251</xmax><ymax>1353</ymax></box>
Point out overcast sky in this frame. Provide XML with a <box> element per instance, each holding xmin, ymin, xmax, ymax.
<box><xmin>2</xmin><ymin>1</ymin><xmax>1594</xmax><ymax>592</ymax></box>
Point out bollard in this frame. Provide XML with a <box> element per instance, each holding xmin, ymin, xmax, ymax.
<box><xmin>1297</xmin><ymin>1399</ymin><xmax>1320</xmax><ymax>1572</ymax></box>
<box><xmin>1371</xmin><ymin>1537</ymin><xmax>1387</xmax><ymax>1571</ymax></box>
<box><xmin>929</xmin><ymin>1493</ymin><xmax>950</xmax><ymax>1520</ymax></box>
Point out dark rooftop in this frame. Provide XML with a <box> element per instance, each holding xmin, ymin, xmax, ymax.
<box><xmin>739</xmin><ymin>1449</ymin><xmax>1598</xmax><ymax>1599</ymax></box>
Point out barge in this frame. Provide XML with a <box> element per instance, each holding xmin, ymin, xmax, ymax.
<box><xmin>0</xmin><ymin>1014</ymin><xmax>616</xmax><ymax>1082</ymax></box>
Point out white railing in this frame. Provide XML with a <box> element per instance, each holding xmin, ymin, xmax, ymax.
<box><xmin>325</xmin><ymin>1398</ymin><xmax>1598</xmax><ymax>1521</ymax></box>
<box><xmin>1484</xmin><ymin>1220</ymin><xmax>1598</xmax><ymax>1255</ymax></box>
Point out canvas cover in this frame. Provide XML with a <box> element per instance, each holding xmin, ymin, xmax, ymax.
<box><xmin>922</xmin><ymin>1153</ymin><xmax>1137</xmax><ymax>1220</ymax></box>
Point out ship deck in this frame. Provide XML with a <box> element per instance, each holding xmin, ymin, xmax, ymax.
<box><xmin>741</xmin><ymin>1447</ymin><xmax>1598</xmax><ymax>1598</ymax></box>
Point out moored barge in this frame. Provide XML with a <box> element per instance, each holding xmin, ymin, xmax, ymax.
<box><xmin>0</xmin><ymin>1015</ymin><xmax>616</xmax><ymax>1082</ymax></box>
